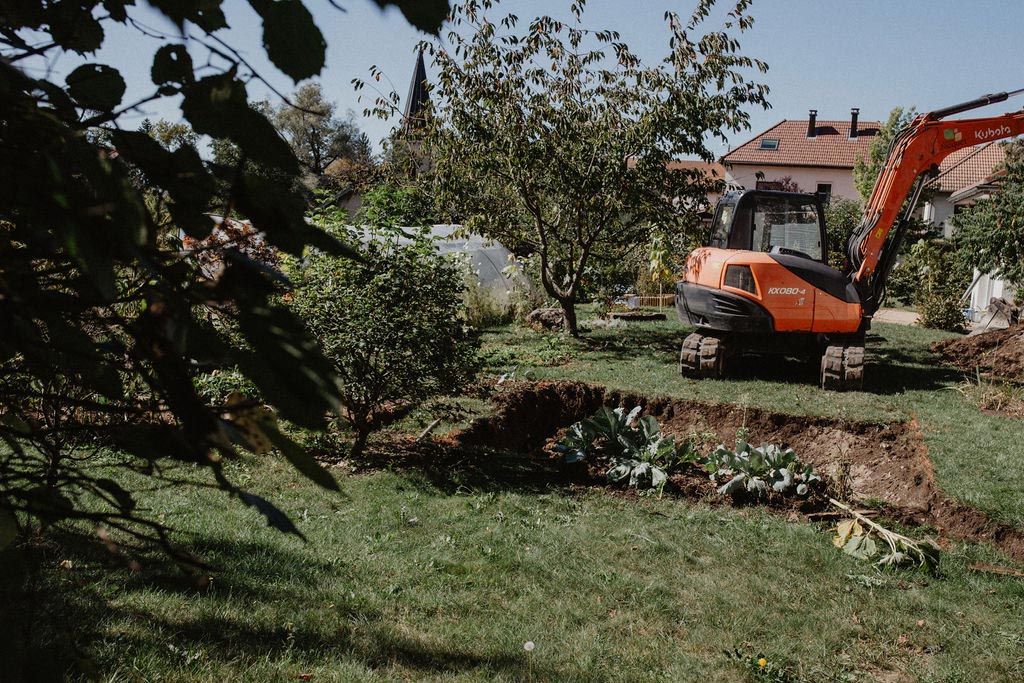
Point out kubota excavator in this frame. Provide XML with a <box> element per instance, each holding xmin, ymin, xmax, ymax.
<box><xmin>676</xmin><ymin>90</ymin><xmax>1024</xmax><ymax>390</ymax></box>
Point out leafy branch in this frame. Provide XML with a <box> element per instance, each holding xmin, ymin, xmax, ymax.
<box><xmin>830</xmin><ymin>498</ymin><xmax>941</xmax><ymax>573</ymax></box>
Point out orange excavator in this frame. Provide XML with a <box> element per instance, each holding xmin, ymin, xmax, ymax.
<box><xmin>676</xmin><ymin>90</ymin><xmax>1024</xmax><ymax>390</ymax></box>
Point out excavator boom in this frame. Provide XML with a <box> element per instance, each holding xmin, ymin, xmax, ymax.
<box><xmin>850</xmin><ymin>91</ymin><xmax>1024</xmax><ymax>310</ymax></box>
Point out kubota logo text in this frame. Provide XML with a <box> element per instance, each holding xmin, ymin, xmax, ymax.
<box><xmin>767</xmin><ymin>287</ymin><xmax>806</xmax><ymax>295</ymax></box>
<box><xmin>975</xmin><ymin>125</ymin><xmax>1012</xmax><ymax>141</ymax></box>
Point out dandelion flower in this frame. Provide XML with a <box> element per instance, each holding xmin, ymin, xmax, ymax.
<box><xmin>758</xmin><ymin>658</ymin><xmax>767</xmax><ymax>668</ymax></box>
<box><xmin>524</xmin><ymin>641</ymin><xmax>535</xmax><ymax>652</ymax></box>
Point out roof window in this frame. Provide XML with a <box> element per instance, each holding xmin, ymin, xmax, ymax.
<box><xmin>759</xmin><ymin>138</ymin><xmax>780</xmax><ymax>150</ymax></box>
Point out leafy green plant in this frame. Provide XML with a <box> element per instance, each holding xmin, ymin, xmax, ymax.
<box><xmin>830</xmin><ymin>498</ymin><xmax>941</xmax><ymax>573</ymax></box>
<box><xmin>285</xmin><ymin>206</ymin><xmax>480</xmax><ymax>458</ymax></box>
<box><xmin>704</xmin><ymin>440</ymin><xmax>820</xmax><ymax>497</ymax></box>
<box><xmin>556</xmin><ymin>406</ymin><xmax>683</xmax><ymax>491</ymax></box>
<box><xmin>0</xmin><ymin>0</ymin><xmax>453</xmax><ymax>552</ymax></box>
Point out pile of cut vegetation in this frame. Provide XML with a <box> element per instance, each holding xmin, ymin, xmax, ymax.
<box><xmin>933</xmin><ymin>322</ymin><xmax>1024</xmax><ymax>380</ymax></box>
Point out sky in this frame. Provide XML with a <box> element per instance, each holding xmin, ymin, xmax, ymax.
<box><xmin>18</xmin><ymin>0</ymin><xmax>1024</xmax><ymax>158</ymax></box>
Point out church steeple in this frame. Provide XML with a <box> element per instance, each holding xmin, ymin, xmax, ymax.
<box><xmin>402</xmin><ymin>49</ymin><xmax>430</xmax><ymax>133</ymax></box>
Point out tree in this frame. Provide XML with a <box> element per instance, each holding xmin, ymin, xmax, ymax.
<box><xmin>272</xmin><ymin>82</ymin><xmax>373</xmax><ymax>180</ymax></box>
<box><xmin>139</xmin><ymin>118</ymin><xmax>197</xmax><ymax>152</ymax></box>
<box><xmin>0</xmin><ymin>0</ymin><xmax>450</xmax><ymax>561</ymax></box>
<box><xmin>285</xmin><ymin>203</ymin><xmax>478</xmax><ymax>458</ymax></box>
<box><xmin>853</xmin><ymin>107</ymin><xmax>916</xmax><ymax>203</ymax></box>
<box><xmin>953</xmin><ymin>153</ymin><xmax>1024</xmax><ymax>288</ymax></box>
<box><xmin>403</xmin><ymin>0</ymin><xmax>768</xmax><ymax>336</ymax></box>
<box><xmin>824</xmin><ymin>197</ymin><xmax>864</xmax><ymax>270</ymax></box>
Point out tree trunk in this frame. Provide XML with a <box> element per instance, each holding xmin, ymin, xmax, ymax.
<box><xmin>349</xmin><ymin>425</ymin><xmax>370</xmax><ymax>459</ymax></box>
<box><xmin>558</xmin><ymin>296</ymin><xmax>580</xmax><ymax>337</ymax></box>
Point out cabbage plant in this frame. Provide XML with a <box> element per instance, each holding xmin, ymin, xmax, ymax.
<box><xmin>555</xmin><ymin>406</ymin><xmax>679</xmax><ymax>491</ymax></box>
<box><xmin>704</xmin><ymin>441</ymin><xmax>820</xmax><ymax>497</ymax></box>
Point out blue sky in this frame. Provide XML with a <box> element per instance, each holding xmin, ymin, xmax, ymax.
<box><xmin>21</xmin><ymin>0</ymin><xmax>1024</xmax><ymax>158</ymax></box>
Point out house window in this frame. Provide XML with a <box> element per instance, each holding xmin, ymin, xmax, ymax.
<box><xmin>756</xmin><ymin>180</ymin><xmax>783</xmax><ymax>191</ymax></box>
<box><xmin>816</xmin><ymin>183</ymin><xmax>832</xmax><ymax>203</ymax></box>
<box><xmin>759</xmin><ymin>138</ymin><xmax>780</xmax><ymax>150</ymax></box>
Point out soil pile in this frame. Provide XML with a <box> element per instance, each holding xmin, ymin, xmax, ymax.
<box><xmin>457</xmin><ymin>380</ymin><xmax>1024</xmax><ymax>561</ymax></box>
<box><xmin>933</xmin><ymin>322</ymin><xmax>1024</xmax><ymax>380</ymax></box>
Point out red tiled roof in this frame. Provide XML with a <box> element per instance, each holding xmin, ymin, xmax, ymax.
<box><xmin>928</xmin><ymin>142</ymin><xmax>1006</xmax><ymax>194</ymax></box>
<box><xmin>723</xmin><ymin>119</ymin><xmax>880</xmax><ymax>169</ymax></box>
<box><xmin>949</xmin><ymin>167</ymin><xmax>1007</xmax><ymax>204</ymax></box>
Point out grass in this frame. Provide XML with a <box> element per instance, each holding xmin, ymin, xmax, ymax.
<box><xmin>5</xmin><ymin>305</ymin><xmax>1024</xmax><ymax>682</ymax></box>
<box><xmin>5</xmin><ymin>460</ymin><xmax>1024</xmax><ymax>682</ymax></box>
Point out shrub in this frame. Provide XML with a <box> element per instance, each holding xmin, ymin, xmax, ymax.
<box><xmin>461</xmin><ymin>264</ymin><xmax>511</xmax><ymax>329</ymax></box>
<box><xmin>900</xmin><ymin>239</ymin><xmax>972</xmax><ymax>331</ymax></box>
<box><xmin>460</xmin><ymin>256</ymin><xmax>541</xmax><ymax>328</ymax></box>
<box><xmin>285</xmin><ymin>219</ymin><xmax>479</xmax><ymax>457</ymax></box>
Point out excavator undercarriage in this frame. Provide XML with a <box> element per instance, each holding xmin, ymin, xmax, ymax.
<box><xmin>678</xmin><ymin>329</ymin><xmax>865</xmax><ymax>391</ymax></box>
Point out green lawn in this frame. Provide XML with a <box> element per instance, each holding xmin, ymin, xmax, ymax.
<box><xmin>4</xmin><ymin>308</ymin><xmax>1024</xmax><ymax>682</ymax></box>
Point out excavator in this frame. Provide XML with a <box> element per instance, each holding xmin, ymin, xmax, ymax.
<box><xmin>676</xmin><ymin>90</ymin><xmax>1024</xmax><ymax>390</ymax></box>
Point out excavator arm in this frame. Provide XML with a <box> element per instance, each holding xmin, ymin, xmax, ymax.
<box><xmin>847</xmin><ymin>90</ymin><xmax>1024</xmax><ymax>315</ymax></box>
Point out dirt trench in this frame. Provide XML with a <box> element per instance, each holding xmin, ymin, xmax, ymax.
<box><xmin>456</xmin><ymin>380</ymin><xmax>1024</xmax><ymax>562</ymax></box>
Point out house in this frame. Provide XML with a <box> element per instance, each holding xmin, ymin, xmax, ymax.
<box><xmin>721</xmin><ymin>109</ymin><xmax>880</xmax><ymax>202</ymax></box>
<box><xmin>920</xmin><ymin>142</ymin><xmax>1005</xmax><ymax>237</ymax></box>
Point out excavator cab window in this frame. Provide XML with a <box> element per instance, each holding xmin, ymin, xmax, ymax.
<box><xmin>709</xmin><ymin>190</ymin><xmax>826</xmax><ymax>263</ymax></box>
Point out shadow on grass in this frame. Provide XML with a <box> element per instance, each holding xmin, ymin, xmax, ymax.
<box><xmin>864</xmin><ymin>331</ymin><xmax>961</xmax><ymax>394</ymax></box>
<box><xmin>581</xmin><ymin>323</ymin><xmax>959</xmax><ymax>394</ymax></box>
<box><xmin>359</xmin><ymin>439</ymin><xmax>570</xmax><ymax>497</ymax></box>
<box><xmin>0</xmin><ymin>526</ymin><xmax>556</xmax><ymax>682</ymax></box>
<box><xmin>577</xmin><ymin>322</ymin><xmax>685</xmax><ymax>361</ymax></box>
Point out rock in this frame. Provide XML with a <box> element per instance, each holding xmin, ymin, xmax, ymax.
<box><xmin>526</xmin><ymin>307</ymin><xmax>567</xmax><ymax>332</ymax></box>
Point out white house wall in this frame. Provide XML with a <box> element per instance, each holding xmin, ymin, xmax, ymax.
<box><xmin>968</xmin><ymin>270</ymin><xmax>1017</xmax><ymax>320</ymax></box>
<box><xmin>921</xmin><ymin>193</ymin><xmax>956</xmax><ymax>237</ymax></box>
<box><xmin>724</xmin><ymin>165</ymin><xmax>860</xmax><ymax>201</ymax></box>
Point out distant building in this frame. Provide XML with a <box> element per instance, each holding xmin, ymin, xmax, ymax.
<box><xmin>722</xmin><ymin>108</ymin><xmax>880</xmax><ymax>201</ymax></box>
<box><xmin>403</xmin><ymin>49</ymin><xmax>431</xmax><ymax>134</ymax></box>
<box><xmin>921</xmin><ymin>142</ymin><xmax>1005</xmax><ymax>237</ymax></box>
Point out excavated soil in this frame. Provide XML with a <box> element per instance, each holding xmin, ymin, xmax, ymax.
<box><xmin>933</xmin><ymin>322</ymin><xmax>1024</xmax><ymax>381</ymax></box>
<box><xmin>455</xmin><ymin>380</ymin><xmax>1024</xmax><ymax>562</ymax></box>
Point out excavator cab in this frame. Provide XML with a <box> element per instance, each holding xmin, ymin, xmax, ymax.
<box><xmin>708</xmin><ymin>189</ymin><xmax>827</xmax><ymax>264</ymax></box>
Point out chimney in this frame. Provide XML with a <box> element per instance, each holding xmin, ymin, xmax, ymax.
<box><xmin>849</xmin><ymin>108</ymin><xmax>860</xmax><ymax>139</ymax></box>
<box><xmin>806</xmin><ymin>109</ymin><xmax>817</xmax><ymax>139</ymax></box>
